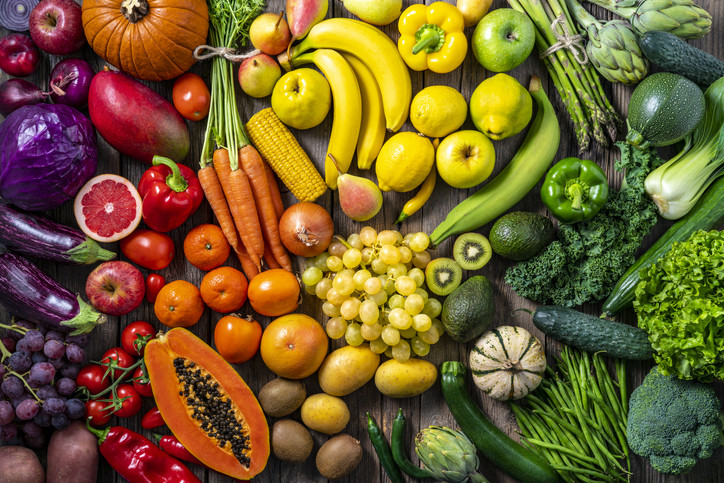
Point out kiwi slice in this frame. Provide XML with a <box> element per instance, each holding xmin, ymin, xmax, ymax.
<box><xmin>425</xmin><ymin>257</ymin><xmax>463</xmax><ymax>296</ymax></box>
<box><xmin>453</xmin><ymin>233</ymin><xmax>492</xmax><ymax>270</ymax></box>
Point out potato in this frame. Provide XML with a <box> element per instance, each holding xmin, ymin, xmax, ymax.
<box><xmin>300</xmin><ymin>393</ymin><xmax>350</xmax><ymax>434</ymax></box>
<box><xmin>317</xmin><ymin>344</ymin><xmax>380</xmax><ymax>396</ymax></box>
<box><xmin>374</xmin><ymin>358</ymin><xmax>438</xmax><ymax>398</ymax></box>
<box><xmin>47</xmin><ymin>420</ymin><xmax>99</xmax><ymax>483</ymax></box>
<box><xmin>0</xmin><ymin>446</ymin><xmax>44</xmax><ymax>483</ymax></box>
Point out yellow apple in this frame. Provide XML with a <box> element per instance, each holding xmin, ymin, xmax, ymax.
<box><xmin>436</xmin><ymin>130</ymin><xmax>495</xmax><ymax>189</ymax></box>
<box><xmin>271</xmin><ymin>68</ymin><xmax>332</xmax><ymax>130</ymax></box>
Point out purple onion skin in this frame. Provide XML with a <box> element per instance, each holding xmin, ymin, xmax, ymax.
<box><xmin>49</xmin><ymin>58</ymin><xmax>94</xmax><ymax>109</ymax></box>
<box><xmin>0</xmin><ymin>78</ymin><xmax>46</xmax><ymax>116</ymax></box>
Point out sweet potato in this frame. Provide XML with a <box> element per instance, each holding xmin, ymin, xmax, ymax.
<box><xmin>0</xmin><ymin>446</ymin><xmax>44</xmax><ymax>483</ymax></box>
<box><xmin>46</xmin><ymin>420</ymin><xmax>99</xmax><ymax>483</ymax></box>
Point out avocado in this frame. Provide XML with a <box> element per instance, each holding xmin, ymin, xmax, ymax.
<box><xmin>489</xmin><ymin>211</ymin><xmax>554</xmax><ymax>261</ymax></box>
<box><xmin>441</xmin><ymin>275</ymin><xmax>495</xmax><ymax>343</ymax></box>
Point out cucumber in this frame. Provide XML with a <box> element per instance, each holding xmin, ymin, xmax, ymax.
<box><xmin>640</xmin><ymin>31</ymin><xmax>724</xmax><ymax>89</ymax></box>
<box><xmin>532</xmin><ymin>306</ymin><xmax>653</xmax><ymax>360</ymax></box>
<box><xmin>603</xmin><ymin>175</ymin><xmax>724</xmax><ymax>316</ymax></box>
<box><xmin>625</xmin><ymin>72</ymin><xmax>705</xmax><ymax>150</ymax></box>
<box><xmin>440</xmin><ymin>361</ymin><xmax>560</xmax><ymax>483</ymax></box>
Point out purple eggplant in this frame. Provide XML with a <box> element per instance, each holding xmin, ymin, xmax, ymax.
<box><xmin>0</xmin><ymin>204</ymin><xmax>115</xmax><ymax>264</ymax></box>
<box><xmin>0</xmin><ymin>251</ymin><xmax>106</xmax><ymax>334</ymax></box>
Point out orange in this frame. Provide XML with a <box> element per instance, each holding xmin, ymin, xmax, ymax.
<box><xmin>214</xmin><ymin>315</ymin><xmax>262</xmax><ymax>364</ymax></box>
<box><xmin>200</xmin><ymin>267</ymin><xmax>248</xmax><ymax>313</ymax></box>
<box><xmin>259</xmin><ymin>314</ymin><xmax>328</xmax><ymax>379</ymax></box>
<box><xmin>247</xmin><ymin>269</ymin><xmax>299</xmax><ymax>317</ymax></box>
<box><xmin>183</xmin><ymin>224</ymin><xmax>231</xmax><ymax>271</ymax></box>
<box><xmin>154</xmin><ymin>280</ymin><xmax>205</xmax><ymax>328</ymax></box>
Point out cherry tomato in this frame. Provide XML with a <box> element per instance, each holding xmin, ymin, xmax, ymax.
<box><xmin>121</xmin><ymin>321</ymin><xmax>157</xmax><ymax>356</ymax></box>
<box><xmin>214</xmin><ymin>315</ymin><xmax>262</xmax><ymax>364</ymax></box>
<box><xmin>172</xmin><ymin>72</ymin><xmax>210</xmax><ymax>121</ymax></box>
<box><xmin>120</xmin><ymin>229</ymin><xmax>175</xmax><ymax>270</ymax></box>
<box><xmin>86</xmin><ymin>400</ymin><xmax>112</xmax><ymax>427</ymax></box>
<box><xmin>247</xmin><ymin>269</ymin><xmax>300</xmax><ymax>316</ymax></box>
<box><xmin>145</xmin><ymin>273</ymin><xmax>166</xmax><ymax>303</ymax></box>
<box><xmin>132</xmin><ymin>365</ymin><xmax>153</xmax><ymax>398</ymax></box>
<box><xmin>114</xmin><ymin>384</ymin><xmax>143</xmax><ymax>418</ymax></box>
<box><xmin>76</xmin><ymin>364</ymin><xmax>110</xmax><ymax>395</ymax></box>
<box><xmin>100</xmin><ymin>347</ymin><xmax>136</xmax><ymax>382</ymax></box>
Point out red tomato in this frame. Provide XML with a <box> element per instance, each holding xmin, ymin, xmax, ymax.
<box><xmin>121</xmin><ymin>321</ymin><xmax>157</xmax><ymax>356</ymax></box>
<box><xmin>132</xmin><ymin>365</ymin><xmax>153</xmax><ymax>398</ymax></box>
<box><xmin>100</xmin><ymin>347</ymin><xmax>136</xmax><ymax>382</ymax></box>
<box><xmin>120</xmin><ymin>229</ymin><xmax>175</xmax><ymax>271</ymax></box>
<box><xmin>247</xmin><ymin>269</ymin><xmax>300</xmax><ymax>316</ymax></box>
<box><xmin>86</xmin><ymin>400</ymin><xmax>112</xmax><ymax>427</ymax></box>
<box><xmin>114</xmin><ymin>384</ymin><xmax>142</xmax><ymax>418</ymax></box>
<box><xmin>172</xmin><ymin>73</ymin><xmax>210</xmax><ymax>121</ymax></box>
<box><xmin>76</xmin><ymin>364</ymin><xmax>110</xmax><ymax>395</ymax></box>
<box><xmin>145</xmin><ymin>273</ymin><xmax>166</xmax><ymax>303</ymax></box>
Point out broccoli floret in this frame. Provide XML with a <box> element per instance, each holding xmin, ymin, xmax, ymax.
<box><xmin>627</xmin><ymin>366</ymin><xmax>723</xmax><ymax>475</ymax></box>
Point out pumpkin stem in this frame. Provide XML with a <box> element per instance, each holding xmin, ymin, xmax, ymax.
<box><xmin>501</xmin><ymin>360</ymin><xmax>524</xmax><ymax>372</ymax></box>
<box><xmin>121</xmin><ymin>0</ymin><xmax>149</xmax><ymax>23</ymax></box>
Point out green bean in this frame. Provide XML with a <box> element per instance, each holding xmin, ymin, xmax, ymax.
<box><xmin>366</xmin><ymin>413</ymin><xmax>405</xmax><ymax>483</ymax></box>
<box><xmin>524</xmin><ymin>438</ymin><xmax>600</xmax><ymax>466</ymax></box>
<box><xmin>616</xmin><ymin>359</ymin><xmax>629</xmax><ymax>416</ymax></box>
<box><xmin>552</xmin><ymin>464</ymin><xmax>616</xmax><ymax>481</ymax></box>
<box><xmin>390</xmin><ymin>409</ymin><xmax>435</xmax><ymax>480</ymax></box>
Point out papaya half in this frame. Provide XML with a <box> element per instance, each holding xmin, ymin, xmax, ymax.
<box><xmin>144</xmin><ymin>328</ymin><xmax>269</xmax><ymax>479</ymax></box>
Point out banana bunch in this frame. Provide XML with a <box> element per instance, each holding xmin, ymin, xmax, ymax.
<box><xmin>279</xmin><ymin>18</ymin><xmax>412</xmax><ymax>188</ymax></box>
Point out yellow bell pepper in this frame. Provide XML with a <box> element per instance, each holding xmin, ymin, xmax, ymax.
<box><xmin>398</xmin><ymin>2</ymin><xmax>468</xmax><ymax>74</ymax></box>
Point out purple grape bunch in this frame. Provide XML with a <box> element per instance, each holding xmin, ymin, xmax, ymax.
<box><xmin>0</xmin><ymin>320</ymin><xmax>89</xmax><ymax>447</ymax></box>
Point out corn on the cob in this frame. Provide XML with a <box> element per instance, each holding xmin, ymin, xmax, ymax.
<box><xmin>245</xmin><ymin>108</ymin><xmax>327</xmax><ymax>202</ymax></box>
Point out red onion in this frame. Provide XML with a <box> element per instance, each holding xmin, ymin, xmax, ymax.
<box><xmin>0</xmin><ymin>34</ymin><xmax>40</xmax><ymax>77</ymax></box>
<box><xmin>49</xmin><ymin>58</ymin><xmax>94</xmax><ymax>109</ymax></box>
<box><xmin>278</xmin><ymin>202</ymin><xmax>334</xmax><ymax>257</ymax></box>
<box><xmin>0</xmin><ymin>78</ymin><xmax>47</xmax><ymax>116</ymax></box>
<box><xmin>0</xmin><ymin>0</ymin><xmax>38</xmax><ymax>32</ymax></box>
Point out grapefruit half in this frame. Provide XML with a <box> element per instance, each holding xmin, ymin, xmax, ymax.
<box><xmin>74</xmin><ymin>174</ymin><xmax>142</xmax><ymax>242</ymax></box>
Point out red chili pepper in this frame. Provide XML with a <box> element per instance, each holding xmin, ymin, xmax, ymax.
<box><xmin>86</xmin><ymin>421</ymin><xmax>201</xmax><ymax>483</ymax></box>
<box><xmin>138</xmin><ymin>155</ymin><xmax>203</xmax><ymax>232</ymax></box>
<box><xmin>141</xmin><ymin>406</ymin><xmax>165</xmax><ymax>430</ymax></box>
<box><xmin>154</xmin><ymin>433</ymin><xmax>204</xmax><ymax>466</ymax></box>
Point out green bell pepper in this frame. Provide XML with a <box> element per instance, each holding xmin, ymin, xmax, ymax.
<box><xmin>541</xmin><ymin>157</ymin><xmax>609</xmax><ymax>223</ymax></box>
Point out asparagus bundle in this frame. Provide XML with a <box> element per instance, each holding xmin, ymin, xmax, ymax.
<box><xmin>508</xmin><ymin>0</ymin><xmax>621</xmax><ymax>150</ymax></box>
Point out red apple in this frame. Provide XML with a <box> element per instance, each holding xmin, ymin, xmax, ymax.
<box><xmin>0</xmin><ymin>34</ymin><xmax>40</xmax><ymax>77</ymax></box>
<box><xmin>29</xmin><ymin>0</ymin><xmax>85</xmax><ymax>56</ymax></box>
<box><xmin>249</xmin><ymin>12</ymin><xmax>292</xmax><ymax>56</ymax></box>
<box><xmin>238</xmin><ymin>53</ymin><xmax>281</xmax><ymax>98</ymax></box>
<box><xmin>85</xmin><ymin>261</ymin><xmax>145</xmax><ymax>316</ymax></box>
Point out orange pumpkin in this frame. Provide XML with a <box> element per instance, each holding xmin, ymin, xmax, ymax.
<box><xmin>81</xmin><ymin>0</ymin><xmax>209</xmax><ymax>81</ymax></box>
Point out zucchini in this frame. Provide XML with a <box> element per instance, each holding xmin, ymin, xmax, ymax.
<box><xmin>640</xmin><ymin>31</ymin><xmax>724</xmax><ymax>89</ymax></box>
<box><xmin>429</xmin><ymin>76</ymin><xmax>560</xmax><ymax>247</ymax></box>
<box><xmin>440</xmin><ymin>361</ymin><xmax>560</xmax><ymax>483</ymax></box>
<box><xmin>532</xmin><ymin>306</ymin><xmax>653</xmax><ymax>360</ymax></box>
<box><xmin>603</xmin><ymin>175</ymin><xmax>724</xmax><ymax>316</ymax></box>
<box><xmin>625</xmin><ymin>72</ymin><xmax>705</xmax><ymax>150</ymax></box>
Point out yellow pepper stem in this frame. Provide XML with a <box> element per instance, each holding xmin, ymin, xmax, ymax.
<box><xmin>412</xmin><ymin>24</ymin><xmax>445</xmax><ymax>55</ymax></box>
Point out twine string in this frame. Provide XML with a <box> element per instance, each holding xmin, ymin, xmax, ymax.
<box><xmin>193</xmin><ymin>46</ymin><xmax>261</xmax><ymax>62</ymax></box>
<box><xmin>540</xmin><ymin>14</ymin><xmax>589</xmax><ymax>65</ymax></box>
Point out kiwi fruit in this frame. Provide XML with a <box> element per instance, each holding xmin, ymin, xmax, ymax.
<box><xmin>271</xmin><ymin>419</ymin><xmax>314</xmax><ymax>464</ymax></box>
<box><xmin>258</xmin><ymin>378</ymin><xmax>306</xmax><ymax>418</ymax></box>
<box><xmin>425</xmin><ymin>257</ymin><xmax>463</xmax><ymax>296</ymax></box>
<box><xmin>453</xmin><ymin>233</ymin><xmax>492</xmax><ymax>270</ymax></box>
<box><xmin>315</xmin><ymin>434</ymin><xmax>363</xmax><ymax>480</ymax></box>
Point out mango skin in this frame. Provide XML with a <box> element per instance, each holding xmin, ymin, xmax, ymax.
<box><xmin>374</xmin><ymin>358</ymin><xmax>437</xmax><ymax>398</ymax></box>
<box><xmin>317</xmin><ymin>344</ymin><xmax>380</xmax><ymax>396</ymax></box>
<box><xmin>88</xmin><ymin>70</ymin><xmax>190</xmax><ymax>164</ymax></box>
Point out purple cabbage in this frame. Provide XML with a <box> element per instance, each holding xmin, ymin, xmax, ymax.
<box><xmin>0</xmin><ymin>103</ymin><xmax>97</xmax><ymax>211</ymax></box>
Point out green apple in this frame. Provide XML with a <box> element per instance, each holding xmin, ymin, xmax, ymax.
<box><xmin>436</xmin><ymin>130</ymin><xmax>496</xmax><ymax>189</ymax></box>
<box><xmin>238</xmin><ymin>53</ymin><xmax>282</xmax><ymax>98</ymax></box>
<box><xmin>271</xmin><ymin>68</ymin><xmax>331</xmax><ymax>130</ymax></box>
<box><xmin>472</xmin><ymin>8</ymin><xmax>535</xmax><ymax>73</ymax></box>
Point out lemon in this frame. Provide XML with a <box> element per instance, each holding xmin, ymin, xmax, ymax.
<box><xmin>376</xmin><ymin>132</ymin><xmax>435</xmax><ymax>192</ymax></box>
<box><xmin>469</xmin><ymin>73</ymin><xmax>532</xmax><ymax>141</ymax></box>
<box><xmin>410</xmin><ymin>86</ymin><xmax>468</xmax><ymax>138</ymax></box>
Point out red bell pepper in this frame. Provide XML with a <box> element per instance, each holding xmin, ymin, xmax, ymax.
<box><xmin>141</xmin><ymin>406</ymin><xmax>165</xmax><ymax>430</ymax></box>
<box><xmin>138</xmin><ymin>155</ymin><xmax>203</xmax><ymax>232</ymax></box>
<box><xmin>86</xmin><ymin>421</ymin><xmax>201</xmax><ymax>483</ymax></box>
<box><xmin>154</xmin><ymin>433</ymin><xmax>204</xmax><ymax>466</ymax></box>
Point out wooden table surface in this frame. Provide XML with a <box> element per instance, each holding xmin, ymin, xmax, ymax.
<box><xmin>2</xmin><ymin>0</ymin><xmax>724</xmax><ymax>481</ymax></box>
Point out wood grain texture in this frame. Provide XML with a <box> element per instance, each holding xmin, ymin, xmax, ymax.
<box><xmin>1</xmin><ymin>0</ymin><xmax>723</xmax><ymax>482</ymax></box>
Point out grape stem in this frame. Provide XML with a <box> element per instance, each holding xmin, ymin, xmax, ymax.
<box><xmin>0</xmin><ymin>321</ymin><xmax>29</xmax><ymax>335</ymax></box>
<box><xmin>5</xmin><ymin>369</ymin><xmax>41</xmax><ymax>403</ymax></box>
<box><xmin>0</xmin><ymin>340</ymin><xmax>12</xmax><ymax>362</ymax></box>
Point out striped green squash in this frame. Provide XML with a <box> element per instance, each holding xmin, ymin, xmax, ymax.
<box><xmin>469</xmin><ymin>326</ymin><xmax>546</xmax><ymax>401</ymax></box>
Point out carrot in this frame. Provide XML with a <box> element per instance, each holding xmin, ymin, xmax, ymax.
<box><xmin>263</xmin><ymin>158</ymin><xmax>285</xmax><ymax>221</ymax></box>
<box><xmin>238</xmin><ymin>145</ymin><xmax>292</xmax><ymax>271</ymax></box>
<box><xmin>197</xmin><ymin>165</ymin><xmax>241</xmax><ymax>251</ymax></box>
<box><xmin>213</xmin><ymin>148</ymin><xmax>264</xmax><ymax>269</ymax></box>
<box><xmin>234</xmin><ymin>243</ymin><xmax>260</xmax><ymax>280</ymax></box>
<box><xmin>263</xmin><ymin>241</ymin><xmax>282</xmax><ymax>270</ymax></box>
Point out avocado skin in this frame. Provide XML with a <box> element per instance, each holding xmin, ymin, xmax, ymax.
<box><xmin>441</xmin><ymin>275</ymin><xmax>495</xmax><ymax>343</ymax></box>
<box><xmin>489</xmin><ymin>211</ymin><xmax>554</xmax><ymax>261</ymax></box>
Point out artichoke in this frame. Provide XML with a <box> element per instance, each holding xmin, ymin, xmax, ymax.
<box><xmin>415</xmin><ymin>426</ymin><xmax>489</xmax><ymax>483</ymax></box>
<box><xmin>568</xmin><ymin>0</ymin><xmax>648</xmax><ymax>84</ymax></box>
<box><xmin>586</xmin><ymin>0</ymin><xmax>712</xmax><ymax>39</ymax></box>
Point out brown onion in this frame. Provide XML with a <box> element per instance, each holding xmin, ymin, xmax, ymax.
<box><xmin>279</xmin><ymin>202</ymin><xmax>334</xmax><ymax>257</ymax></box>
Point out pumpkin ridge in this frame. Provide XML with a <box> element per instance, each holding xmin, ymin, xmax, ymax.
<box><xmin>83</xmin><ymin>13</ymin><xmax>126</xmax><ymax>68</ymax></box>
<box><xmin>142</xmin><ymin>18</ymin><xmax>192</xmax><ymax>69</ymax></box>
<box><xmin>138</xmin><ymin>16</ymin><xmax>192</xmax><ymax>74</ymax></box>
<box><xmin>492</xmin><ymin>328</ymin><xmax>512</xmax><ymax>361</ymax></box>
<box><xmin>470</xmin><ymin>345</ymin><xmax>504</xmax><ymax>363</ymax></box>
<box><xmin>135</xmin><ymin>21</ymin><xmax>183</xmax><ymax>80</ymax></box>
<box><xmin>130</xmin><ymin>23</ymin><xmax>166</xmax><ymax>81</ymax></box>
<box><xmin>516</xmin><ymin>332</ymin><xmax>538</xmax><ymax>361</ymax></box>
<box><xmin>146</xmin><ymin>12</ymin><xmax>209</xmax><ymax>51</ymax></box>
